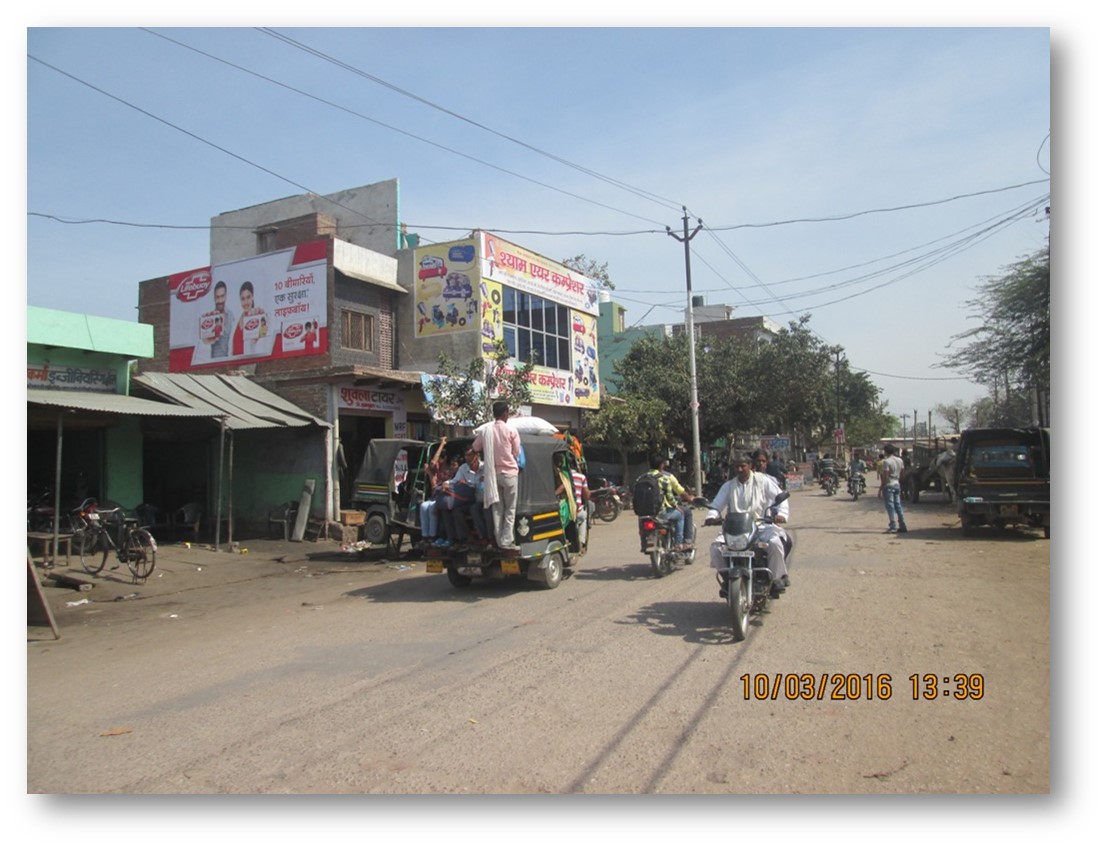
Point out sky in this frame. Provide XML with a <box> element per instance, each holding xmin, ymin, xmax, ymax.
<box><xmin>22</xmin><ymin>22</ymin><xmax>1053</xmax><ymax>428</ymax></box>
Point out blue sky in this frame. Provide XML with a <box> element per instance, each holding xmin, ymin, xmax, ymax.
<box><xmin>25</xmin><ymin>24</ymin><xmax>1052</xmax><ymax>422</ymax></box>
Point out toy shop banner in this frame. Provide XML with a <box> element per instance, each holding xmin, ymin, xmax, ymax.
<box><xmin>167</xmin><ymin>241</ymin><xmax>328</xmax><ymax>371</ymax></box>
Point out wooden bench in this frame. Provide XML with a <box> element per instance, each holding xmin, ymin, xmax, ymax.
<box><xmin>27</xmin><ymin>532</ymin><xmax>73</xmax><ymax>568</ymax></box>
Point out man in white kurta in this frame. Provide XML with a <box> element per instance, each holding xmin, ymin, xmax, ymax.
<box><xmin>706</xmin><ymin>456</ymin><xmax>791</xmax><ymax>592</ymax></box>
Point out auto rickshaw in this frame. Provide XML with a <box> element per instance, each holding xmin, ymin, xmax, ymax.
<box><xmin>351</xmin><ymin>437</ymin><xmax>467</xmax><ymax>557</ymax></box>
<box><xmin>426</xmin><ymin>433</ymin><xmax>580</xmax><ymax>590</ymax></box>
<box><xmin>352</xmin><ymin>433</ymin><xmax>582</xmax><ymax>588</ymax></box>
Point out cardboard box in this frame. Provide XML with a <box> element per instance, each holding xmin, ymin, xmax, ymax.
<box><xmin>340</xmin><ymin>510</ymin><xmax>366</xmax><ymax>526</ymax></box>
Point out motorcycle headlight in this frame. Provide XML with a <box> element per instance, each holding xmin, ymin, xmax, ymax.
<box><xmin>723</xmin><ymin>531</ymin><xmax>754</xmax><ymax>550</ymax></box>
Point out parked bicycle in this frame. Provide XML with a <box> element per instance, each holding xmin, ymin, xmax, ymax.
<box><xmin>74</xmin><ymin>500</ymin><xmax>158</xmax><ymax>581</ymax></box>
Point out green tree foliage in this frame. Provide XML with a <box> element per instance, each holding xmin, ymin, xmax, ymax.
<box><xmin>941</xmin><ymin>248</ymin><xmax>1050</xmax><ymax>426</ymax></box>
<box><xmin>561</xmin><ymin>254</ymin><xmax>614</xmax><ymax>290</ymax></box>
<box><xmin>610</xmin><ymin>315</ymin><xmax>896</xmax><ymax>456</ymax></box>
<box><xmin>580</xmin><ymin>394</ymin><xmax>669</xmax><ymax>478</ymax></box>
<box><xmin>423</xmin><ymin>340</ymin><xmax>534</xmax><ymax>429</ymax></box>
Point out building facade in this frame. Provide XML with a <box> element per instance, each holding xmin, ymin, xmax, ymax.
<box><xmin>137</xmin><ymin>182</ymin><xmax>602</xmax><ymax>512</ymax></box>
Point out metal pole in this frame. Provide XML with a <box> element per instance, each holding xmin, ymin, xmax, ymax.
<box><xmin>667</xmin><ymin>207</ymin><xmax>704</xmax><ymax>493</ymax></box>
<box><xmin>215</xmin><ymin>418</ymin><xmax>226</xmax><ymax>551</ymax></box>
<box><xmin>51</xmin><ymin>412</ymin><xmax>64</xmax><ymax>567</ymax></box>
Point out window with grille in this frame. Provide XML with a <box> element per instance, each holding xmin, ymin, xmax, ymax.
<box><xmin>500</xmin><ymin>287</ymin><xmax>570</xmax><ymax>369</ymax></box>
<box><xmin>342</xmin><ymin>309</ymin><xmax>375</xmax><ymax>352</ymax></box>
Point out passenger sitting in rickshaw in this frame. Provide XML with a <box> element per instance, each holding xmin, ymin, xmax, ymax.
<box><xmin>435</xmin><ymin>448</ymin><xmax>486</xmax><ymax>548</ymax></box>
<box><xmin>418</xmin><ymin>437</ymin><xmax>452</xmax><ymax>548</ymax></box>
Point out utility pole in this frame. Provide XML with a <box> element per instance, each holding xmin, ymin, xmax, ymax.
<box><xmin>667</xmin><ymin>207</ymin><xmax>704</xmax><ymax>493</ymax></box>
<box><xmin>834</xmin><ymin>347</ymin><xmax>843</xmax><ymax>459</ymax></box>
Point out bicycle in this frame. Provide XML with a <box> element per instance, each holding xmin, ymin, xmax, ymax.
<box><xmin>75</xmin><ymin>501</ymin><xmax>158</xmax><ymax>581</ymax></box>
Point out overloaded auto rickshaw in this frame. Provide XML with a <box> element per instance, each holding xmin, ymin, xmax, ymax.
<box><xmin>351</xmin><ymin>432</ymin><xmax>584</xmax><ymax>589</ymax></box>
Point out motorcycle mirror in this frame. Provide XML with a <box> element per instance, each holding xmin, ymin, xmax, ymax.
<box><xmin>692</xmin><ymin>496</ymin><xmax>710</xmax><ymax>508</ymax></box>
<box><xmin>773</xmin><ymin>492</ymin><xmax>791</xmax><ymax>505</ymax></box>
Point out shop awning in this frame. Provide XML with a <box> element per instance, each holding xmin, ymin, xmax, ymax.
<box><xmin>26</xmin><ymin>388</ymin><xmax>217</xmax><ymax>417</ymax></box>
<box><xmin>133</xmin><ymin>373</ymin><xmax>328</xmax><ymax>430</ymax></box>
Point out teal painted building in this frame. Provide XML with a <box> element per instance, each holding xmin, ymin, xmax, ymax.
<box><xmin>27</xmin><ymin>307</ymin><xmax>156</xmax><ymax>511</ymax></box>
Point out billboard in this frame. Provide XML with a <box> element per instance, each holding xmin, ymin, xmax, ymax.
<box><xmin>413</xmin><ymin>238</ymin><xmax>480</xmax><ymax>338</ymax></box>
<box><xmin>168</xmin><ymin>241</ymin><xmax>328</xmax><ymax>371</ymax></box>
<box><xmin>480</xmin><ymin>232</ymin><xmax>599</xmax><ymax>316</ymax></box>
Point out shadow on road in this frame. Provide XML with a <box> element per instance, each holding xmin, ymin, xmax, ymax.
<box><xmin>617</xmin><ymin>599</ymin><xmax>773</xmax><ymax>645</ymax></box>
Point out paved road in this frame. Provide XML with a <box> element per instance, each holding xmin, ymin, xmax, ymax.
<box><xmin>27</xmin><ymin>477</ymin><xmax>1049</xmax><ymax>794</ymax></box>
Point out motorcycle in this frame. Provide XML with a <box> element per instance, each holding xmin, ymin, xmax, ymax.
<box><xmin>27</xmin><ymin>487</ymin><xmax>57</xmax><ymax>532</ymax></box>
<box><xmin>847</xmin><ymin>469</ymin><xmax>867</xmax><ymax>500</ymax></box>
<box><xmin>705</xmin><ymin>492</ymin><xmax>794</xmax><ymax>642</ymax></box>
<box><xmin>819</xmin><ymin>468</ymin><xmax>839</xmax><ymax>496</ymax></box>
<box><xmin>638</xmin><ymin>497</ymin><xmax>709</xmax><ymax>578</ymax></box>
<box><xmin>590</xmin><ymin>485</ymin><xmax>623</xmax><ymax>522</ymax></box>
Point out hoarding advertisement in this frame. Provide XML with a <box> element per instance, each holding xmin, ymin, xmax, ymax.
<box><xmin>413</xmin><ymin>238</ymin><xmax>480</xmax><ymax>337</ymax></box>
<box><xmin>478</xmin><ymin>280</ymin><xmax>599</xmax><ymax>410</ymax></box>
<box><xmin>168</xmin><ymin>241</ymin><xmax>328</xmax><ymax>371</ymax></box>
<box><xmin>480</xmin><ymin>232</ymin><xmax>600</xmax><ymax>317</ymax></box>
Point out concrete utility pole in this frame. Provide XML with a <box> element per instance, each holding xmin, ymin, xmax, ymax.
<box><xmin>667</xmin><ymin>207</ymin><xmax>704</xmax><ymax>493</ymax></box>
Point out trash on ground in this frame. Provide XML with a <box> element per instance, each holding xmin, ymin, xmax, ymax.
<box><xmin>113</xmin><ymin>593</ymin><xmax>140</xmax><ymax>602</ymax></box>
<box><xmin>66</xmin><ymin>598</ymin><xmax>91</xmax><ymax>607</ymax></box>
<box><xmin>99</xmin><ymin>727</ymin><xmax>133</xmax><ymax>737</ymax></box>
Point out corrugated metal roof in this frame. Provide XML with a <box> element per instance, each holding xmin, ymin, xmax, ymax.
<box><xmin>26</xmin><ymin>388</ymin><xmax>217</xmax><ymax>417</ymax></box>
<box><xmin>133</xmin><ymin>373</ymin><xmax>328</xmax><ymax>430</ymax></box>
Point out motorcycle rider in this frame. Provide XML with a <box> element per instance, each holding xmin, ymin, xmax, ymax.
<box><xmin>706</xmin><ymin>454</ymin><xmax>791</xmax><ymax>598</ymax></box>
<box><xmin>645</xmin><ymin>455</ymin><xmax>696</xmax><ymax>551</ymax></box>
<box><xmin>817</xmin><ymin>453</ymin><xmax>839</xmax><ymax>490</ymax></box>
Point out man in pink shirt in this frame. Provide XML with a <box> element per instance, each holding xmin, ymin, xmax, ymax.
<box><xmin>472</xmin><ymin>401</ymin><xmax>521</xmax><ymax>553</ymax></box>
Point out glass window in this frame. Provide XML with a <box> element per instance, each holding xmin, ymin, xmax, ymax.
<box><xmin>517</xmin><ymin>292</ymin><xmax>530</xmax><ymax>327</ymax></box>
<box><xmin>502</xmin><ymin>288</ymin><xmax>516</xmax><ymax>326</ymax></box>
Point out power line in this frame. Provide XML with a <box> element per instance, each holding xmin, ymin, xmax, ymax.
<box><xmin>255</xmin><ymin>27</ymin><xmax>687</xmax><ymax>215</ymax></box>
<box><xmin>139</xmin><ymin>28</ymin><xmax>671</xmax><ymax>228</ymax></box>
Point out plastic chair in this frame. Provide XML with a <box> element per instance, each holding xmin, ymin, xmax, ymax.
<box><xmin>268</xmin><ymin>501</ymin><xmax>299</xmax><ymax>541</ymax></box>
<box><xmin>173</xmin><ymin>502</ymin><xmax>204</xmax><ymax>542</ymax></box>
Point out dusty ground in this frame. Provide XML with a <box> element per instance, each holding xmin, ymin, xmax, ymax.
<box><xmin>27</xmin><ymin>476</ymin><xmax>1049</xmax><ymax>795</ymax></box>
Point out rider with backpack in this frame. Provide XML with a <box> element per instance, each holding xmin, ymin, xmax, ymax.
<box><xmin>634</xmin><ymin>456</ymin><xmax>696</xmax><ymax>551</ymax></box>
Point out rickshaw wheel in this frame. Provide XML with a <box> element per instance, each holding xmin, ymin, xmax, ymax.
<box><xmin>447</xmin><ymin>567</ymin><xmax>472</xmax><ymax>588</ymax></box>
<box><xmin>364</xmin><ymin>513</ymin><xmax>388</xmax><ymax>545</ymax></box>
<box><xmin>536</xmin><ymin>551</ymin><xmax>564</xmax><ymax>589</ymax></box>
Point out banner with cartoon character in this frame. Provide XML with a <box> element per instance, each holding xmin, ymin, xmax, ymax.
<box><xmin>413</xmin><ymin>239</ymin><xmax>479</xmax><ymax>337</ymax></box>
<box><xmin>168</xmin><ymin>240</ymin><xmax>328</xmax><ymax>371</ymax></box>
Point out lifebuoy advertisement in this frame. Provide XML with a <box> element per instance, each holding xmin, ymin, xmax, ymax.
<box><xmin>167</xmin><ymin>241</ymin><xmax>328</xmax><ymax>371</ymax></box>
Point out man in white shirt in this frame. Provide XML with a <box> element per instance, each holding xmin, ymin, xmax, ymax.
<box><xmin>706</xmin><ymin>455</ymin><xmax>791</xmax><ymax>597</ymax></box>
<box><xmin>878</xmin><ymin>444</ymin><xmax>908</xmax><ymax>533</ymax></box>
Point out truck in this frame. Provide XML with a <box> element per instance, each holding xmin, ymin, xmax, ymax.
<box><xmin>953</xmin><ymin>427</ymin><xmax>1050</xmax><ymax>538</ymax></box>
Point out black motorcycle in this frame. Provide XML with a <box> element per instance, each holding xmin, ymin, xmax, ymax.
<box><xmin>705</xmin><ymin>492</ymin><xmax>794</xmax><ymax>642</ymax></box>
<box><xmin>846</xmin><ymin>469</ymin><xmax>867</xmax><ymax>500</ymax></box>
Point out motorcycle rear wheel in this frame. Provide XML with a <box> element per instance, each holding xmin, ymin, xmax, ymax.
<box><xmin>729</xmin><ymin>575</ymin><xmax>750</xmax><ymax>642</ymax></box>
<box><xmin>650</xmin><ymin>548</ymin><xmax>672</xmax><ymax>578</ymax></box>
